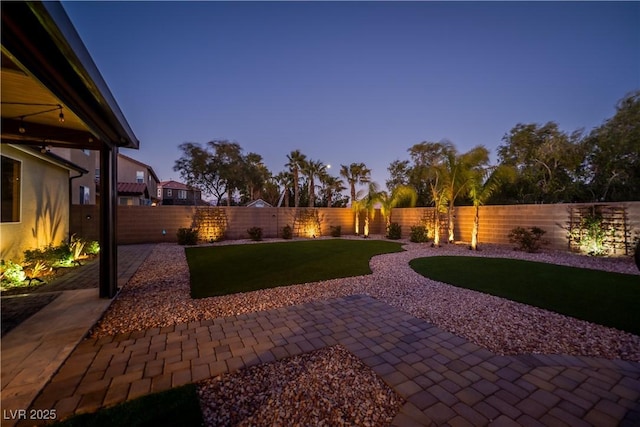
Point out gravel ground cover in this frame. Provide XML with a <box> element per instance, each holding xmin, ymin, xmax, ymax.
<box><xmin>197</xmin><ymin>345</ymin><xmax>403</xmax><ymax>426</ymax></box>
<box><xmin>91</xmin><ymin>237</ymin><xmax>640</xmax><ymax>362</ymax></box>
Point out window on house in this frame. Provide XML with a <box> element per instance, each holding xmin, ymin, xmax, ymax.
<box><xmin>95</xmin><ymin>168</ymin><xmax>100</xmax><ymax>180</ymax></box>
<box><xmin>167</xmin><ymin>189</ymin><xmax>172</xmax><ymax>197</ymax></box>
<box><xmin>1</xmin><ymin>156</ymin><xmax>21</xmax><ymax>223</ymax></box>
<box><xmin>157</xmin><ymin>188</ymin><xmax>162</xmax><ymax>198</ymax></box>
<box><xmin>83</xmin><ymin>149</ymin><xmax>91</xmax><ymax>156</ymax></box>
<box><xmin>178</xmin><ymin>190</ymin><xmax>187</xmax><ymax>199</ymax></box>
<box><xmin>79</xmin><ymin>185</ymin><xmax>90</xmax><ymax>205</ymax></box>
<box><xmin>136</xmin><ymin>171</ymin><xmax>144</xmax><ymax>183</ymax></box>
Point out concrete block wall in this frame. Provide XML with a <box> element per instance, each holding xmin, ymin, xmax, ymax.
<box><xmin>390</xmin><ymin>202</ymin><xmax>640</xmax><ymax>251</ymax></box>
<box><xmin>70</xmin><ymin>202</ymin><xmax>640</xmax><ymax>251</ymax></box>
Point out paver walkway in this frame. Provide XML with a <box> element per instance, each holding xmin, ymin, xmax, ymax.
<box><xmin>1</xmin><ymin>245</ymin><xmax>154</xmax><ymax>427</ymax></box>
<box><xmin>24</xmin><ymin>294</ymin><xmax>640</xmax><ymax>426</ymax></box>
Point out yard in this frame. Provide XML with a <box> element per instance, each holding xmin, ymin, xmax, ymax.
<box><xmin>410</xmin><ymin>256</ymin><xmax>640</xmax><ymax>335</ymax></box>
<box><xmin>185</xmin><ymin>239</ymin><xmax>404</xmax><ymax>298</ymax></box>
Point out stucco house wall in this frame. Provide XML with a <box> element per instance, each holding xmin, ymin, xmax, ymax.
<box><xmin>1</xmin><ymin>145</ymin><xmax>71</xmax><ymax>262</ymax></box>
<box><xmin>50</xmin><ymin>147</ymin><xmax>97</xmax><ymax>205</ymax></box>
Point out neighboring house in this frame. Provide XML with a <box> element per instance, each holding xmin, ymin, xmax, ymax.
<box><xmin>1</xmin><ymin>145</ymin><xmax>88</xmax><ymax>262</ymax></box>
<box><xmin>115</xmin><ymin>153</ymin><xmax>160</xmax><ymax>206</ymax></box>
<box><xmin>158</xmin><ymin>180</ymin><xmax>202</xmax><ymax>205</ymax></box>
<box><xmin>49</xmin><ymin>147</ymin><xmax>98</xmax><ymax>205</ymax></box>
<box><xmin>246</xmin><ymin>198</ymin><xmax>273</xmax><ymax>208</ymax></box>
<box><xmin>2</xmin><ymin>2</ymin><xmax>140</xmax><ymax>298</ymax></box>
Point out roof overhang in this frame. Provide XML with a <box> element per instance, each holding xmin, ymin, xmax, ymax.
<box><xmin>1</xmin><ymin>1</ymin><xmax>139</xmax><ymax>150</ymax></box>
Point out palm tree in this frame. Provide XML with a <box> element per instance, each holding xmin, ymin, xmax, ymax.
<box><xmin>340</xmin><ymin>162</ymin><xmax>371</xmax><ymax>206</ymax></box>
<box><xmin>351</xmin><ymin>198</ymin><xmax>363</xmax><ymax>235</ymax></box>
<box><xmin>302</xmin><ymin>159</ymin><xmax>325</xmax><ymax>207</ymax></box>
<box><xmin>379</xmin><ymin>185</ymin><xmax>418</xmax><ymax>231</ymax></box>
<box><xmin>443</xmin><ymin>145</ymin><xmax>490</xmax><ymax>243</ymax></box>
<box><xmin>286</xmin><ymin>150</ymin><xmax>307</xmax><ymax>208</ymax></box>
<box><xmin>410</xmin><ymin>141</ymin><xmax>451</xmax><ymax>246</ymax></box>
<box><xmin>361</xmin><ymin>182</ymin><xmax>383</xmax><ymax>237</ymax></box>
<box><xmin>320</xmin><ymin>174</ymin><xmax>346</xmax><ymax>207</ymax></box>
<box><xmin>427</xmin><ymin>166</ymin><xmax>448</xmax><ymax>247</ymax></box>
<box><xmin>274</xmin><ymin>171</ymin><xmax>293</xmax><ymax>207</ymax></box>
<box><xmin>467</xmin><ymin>165</ymin><xmax>515</xmax><ymax>250</ymax></box>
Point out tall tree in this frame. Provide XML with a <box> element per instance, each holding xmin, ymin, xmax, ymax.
<box><xmin>379</xmin><ymin>184</ymin><xmax>418</xmax><ymax>231</ymax></box>
<box><xmin>408</xmin><ymin>141</ymin><xmax>452</xmax><ymax>245</ymax></box>
<box><xmin>467</xmin><ymin>165</ymin><xmax>515</xmax><ymax>250</ymax></box>
<box><xmin>496</xmin><ymin>122</ymin><xmax>584</xmax><ymax>203</ymax></box>
<box><xmin>361</xmin><ymin>182</ymin><xmax>383</xmax><ymax>237</ymax></box>
<box><xmin>212</xmin><ymin>141</ymin><xmax>245</xmax><ymax>206</ymax></box>
<box><xmin>286</xmin><ymin>150</ymin><xmax>307</xmax><ymax>208</ymax></box>
<box><xmin>340</xmin><ymin>162</ymin><xmax>371</xmax><ymax>206</ymax></box>
<box><xmin>174</xmin><ymin>142</ymin><xmax>221</xmax><ymax>203</ymax></box>
<box><xmin>443</xmin><ymin>145</ymin><xmax>490</xmax><ymax>243</ymax></box>
<box><xmin>583</xmin><ymin>91</ymin><xmax>640</xmax><ymax>201</ymax></box>
<box><xmin>303</xmin><ymin>159</ymin><xmax>325</xmax><ymax>207</ymax></box>
<box><xmin>241</xmin><ymin>152</ymin><xmax>270</xmax><ymax>203</ymax></box>
<box><xmin>319</xmin><ymin>174</ymin><xmax>346</xmax><ymax>207</ymax></box>
<box><xmin>386</xmin><ymin>159</ymin><xmax>410</xmax><ymax>192</ymax></box>
<box><xmin>274</xmin><ymin>171</ymin><xmax>293</xmax><ymax>207</ymax></box>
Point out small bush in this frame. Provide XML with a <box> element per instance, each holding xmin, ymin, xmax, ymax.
<box><xmin>508</xmin><ymin>226</ymin><xmax>549</xmax><ymax>253</ymax></box>
<box><xmin>282</xmin><ymin>225</ymin><xmax>293</xmax><ymax>240</ymax></box>
<box><xmin>85</xmin><ymin>240</ymin><xmax>100</xmax><ymax>255</ymax></box>
<box><xmin>386</xmin><ymin>223</ymin><xmax>402</xmax><ymax>240</ymax></box>
<box><xmin>247</xmin><ymin>227</ymin><xmax>263</xmax><ymax>241</ymax></box>
<box><xmin>0</xmin><ymin>260</ymin><xmax>26</xmax><ymax>287</ymax></box>
<box><xmin>330</xmin><ymin>225</ymin><xmax>341</xmax><ymax>237</ymax></box>
<box><xmin>410</xmin><ymin>225</ymin><xmax>429</xmax><ymax>243</ymax></box>
<box><xmin>177</xmin><ymin>228</ymin><xmax>199</xmax><ymax>245</ymax></box>
<box><xmin>24</xmin><ymin>243</ymin><xmax>72</xmax><ymax>267</ymax></box>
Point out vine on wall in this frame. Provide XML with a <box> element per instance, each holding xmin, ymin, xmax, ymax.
<box><xmin>567</xmin><ymin>205</ymin><xmax>631</xmax><ymax>256</ymax></box>
<box><xmin>193</xmin><ymin>207</ymin><xmax>228</xmax><ymax>242</ymax></box>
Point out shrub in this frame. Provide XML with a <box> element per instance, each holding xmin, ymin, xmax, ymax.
<box><xmin>410</xmin><ymin>225</ymin><xmax>429</xmax><ymax>243</ymax></box>
<box><xmin>85</xmin><ymin>240</ymin><xmax>100</xmax><ymax>255</ymax></box>
<box><xmin>0</xmin><ymin>260</ymin><xmax>26</xmax><ymax>287</ymax></box>
<box><xmin>330</xmin><ymin>225</ymin><xmax>341</xmax><ymax>237</ymax></box>
<box><xmin>24</xmin><ymin>243</ymin><xmax>73</xmax><ymax>267</ymax></box>
<box><xmin>247</xmin><ymin>227</ymin><xmax>263</xmax><ymax>241</ymax></box>
<box><xmin>508</xmin><ymin>226</ymin><xmax>549</xmax><ymax>253</ymax></box>
<box><xmin>177</xmin><ymin>228</ymin><xmax>199</xmax><ymax>245</ymax></box>
<box><xmin>386</xmin><ymin>222</ymin><xmax>402</xmax><ymax>240</ymax></box>
<box><xmin>282</xmin><ymin>225</ymin><xmax>293</xmax><ymax>240</ymax></box>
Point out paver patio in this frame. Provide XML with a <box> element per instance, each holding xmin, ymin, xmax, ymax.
<box><xmin>22</xmin><ymin>293</ymin><xmax>640</xmax><ymax>426</ymax></box>
<box><xmin>1</xmin><ymin>245</ymin><xmax>154</xmax><ymax>427</ymax></box>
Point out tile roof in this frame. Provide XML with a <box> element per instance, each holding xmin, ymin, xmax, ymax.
<box><xmin>117</xmin><ymin>182</ymin><xmax>148</xmax><ymax>196</ymax></box>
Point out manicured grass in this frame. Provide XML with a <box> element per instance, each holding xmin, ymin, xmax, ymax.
<box><xmin>410</xmin><ymin>256</ymin><xmax>640</xmax><ymax>335</ymax></box>
<box><xmin>186</xmin><ymin>239</ymin><xmax>404</xmax><ymax>298</ymax></box>
<box><xmin>52</xmin><ymin>384</ymin><xmax>203</xmax><ymax>427</ymax></box>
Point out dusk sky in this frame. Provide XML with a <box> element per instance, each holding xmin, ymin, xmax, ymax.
<box><xmin>62</xmin><ymin>1</ymin><xmax>639</xmax><ymax>192</ymax></box>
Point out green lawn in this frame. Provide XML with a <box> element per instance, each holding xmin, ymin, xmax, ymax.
<box><xmin>186</xmin><ymin>239</ymin><xmax>404</xmax><ymax>298</ymax></box>
<box><xmin>53</xmin><ymin>384</ymin><xmax>203</xmax><ymax>427</ymax></box>
<box><xmin>410</xmin><ymin>256</ymin><xmax>640</xmax><ymax>335</ymax></box>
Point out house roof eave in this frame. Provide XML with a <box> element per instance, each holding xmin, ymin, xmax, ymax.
<box><xmin>1</xmin><ymin>1</ymin><xmax>139</xmax><ymax>149</ymax></box>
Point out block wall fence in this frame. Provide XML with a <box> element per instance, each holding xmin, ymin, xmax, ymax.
<box><xmin>71</xmin><ymin>201</ymin><xmax>640</xmax><ymax>252</ymax></box>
